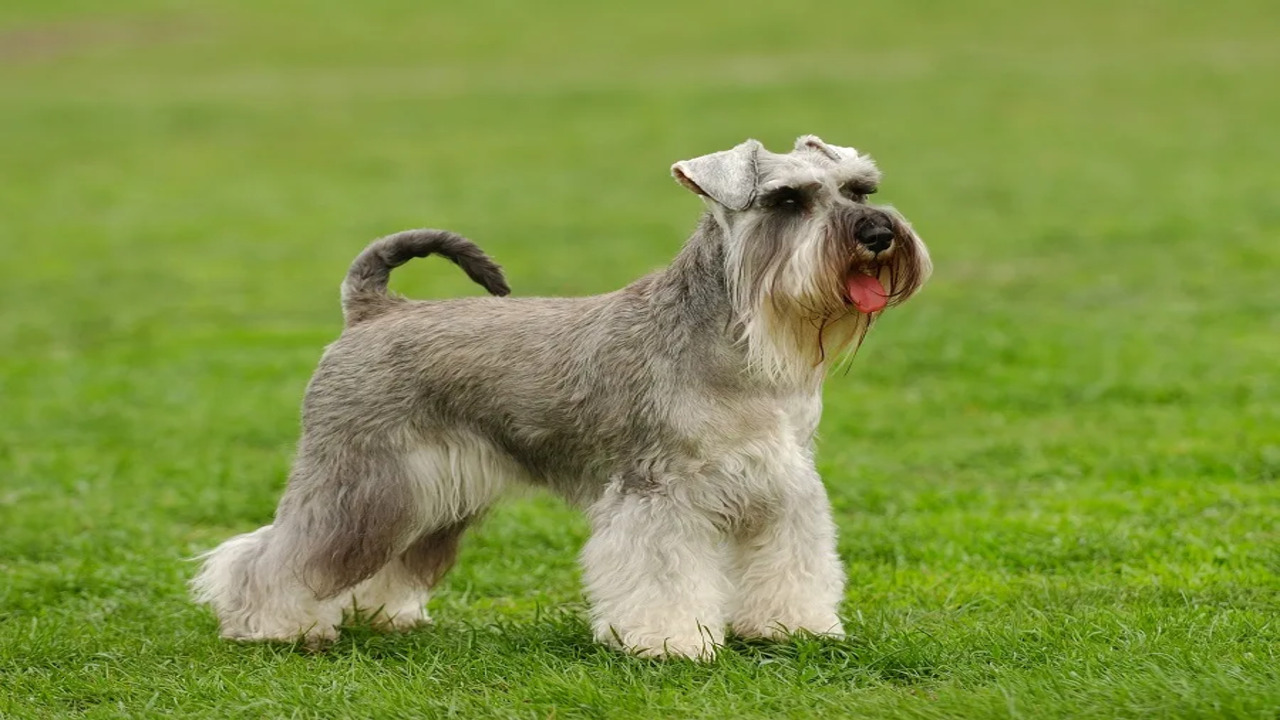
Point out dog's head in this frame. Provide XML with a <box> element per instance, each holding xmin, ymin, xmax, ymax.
<box><xmin>672</xmin><ymin>136</ymin><xmax>932</xmax><ymax>382</ymax></box>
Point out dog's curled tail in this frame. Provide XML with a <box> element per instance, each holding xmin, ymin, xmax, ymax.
<box><xmin>341</xmin><ymin>228</ymin><xmax>511</xmax><ymax>325</ymax></box>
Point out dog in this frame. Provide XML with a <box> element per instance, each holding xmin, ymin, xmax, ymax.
<box><xmin>192</xmin><ymin>135</ymin><xmax>931</xmax><ymax>660</ymax></box>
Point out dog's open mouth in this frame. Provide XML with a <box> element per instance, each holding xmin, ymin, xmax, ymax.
<box><xmin>845</xmin><ymin>272</ymin><xmax>888</xmax><ymax>314</ymax></box>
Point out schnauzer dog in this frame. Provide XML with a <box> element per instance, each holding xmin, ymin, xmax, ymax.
<box><xmin>192</xmin><ymin>135</ymin><xmax>931</xmax><ymax>660</ymax></box>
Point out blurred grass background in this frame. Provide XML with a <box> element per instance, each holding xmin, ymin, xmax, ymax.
<box><xmin>1</xmin><ymin>1</ymin><xmax>1278</xmax><ymax>717</ymax></box>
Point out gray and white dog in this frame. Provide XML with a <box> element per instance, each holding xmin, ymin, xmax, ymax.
<box><xmin>192</xmin><ymin>135</ymin><xmax>931</xmax><ymax>660</ymax></box>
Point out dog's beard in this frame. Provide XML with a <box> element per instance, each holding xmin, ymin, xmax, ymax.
<box><xmin>725</xmin><ymin>209</ymin><xmax>931</xmax><ymax>384</ymax></box>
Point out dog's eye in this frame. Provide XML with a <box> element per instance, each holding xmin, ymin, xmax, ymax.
<box><xmin>840</xmin><ymin>184</ymin><xmax>877</xmax><ymax>202</ymax></box>
<box><xmin>762</xmin><ymin>187</ymin><xmax>808</xmax><ymax>211</ymax></box>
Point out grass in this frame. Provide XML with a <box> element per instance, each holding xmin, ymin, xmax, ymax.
<box><xmin>2</xmin><ymin>0</ymin><xmax>1278</xmax><ymax>717</ymax></box>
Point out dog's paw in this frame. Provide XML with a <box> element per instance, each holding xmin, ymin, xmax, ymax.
<box><xmin>600</xmin><ymin>627</ymin><xmax>722</xmax><ymax>661</ymax></box>
<box><xmin>221</xmin><ymin>622</ymin><xmax>341</xmax><ymax>649</ymax></box>
<box><xmin>370</xmin><ymin>609</ymin><xmax>433</xmax><ymax>633</ymax></box>
<box><xmin>731</xmin><ymin>616</ymin><xmax>845</xmax><ymax>641</ymax></box>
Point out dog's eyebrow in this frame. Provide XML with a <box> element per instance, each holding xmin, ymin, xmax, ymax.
<box><xmin>759</xmin><ymin>180</ymin><xmax>822</xmax><ymax>194</ymax></box>
<box><xmin>757</xmin><ymin>183</ymin><xmax>820</xmax><ymax>206</ymax></box>
<box><xmin>840</xmin><ymin>177</ymin><xmax>879</xmax><ymax>192</ymax></box>
<box><xmin>838</xmin><ymin>170</ymin><xmax>881</xmax><ymax>189</ymax></box>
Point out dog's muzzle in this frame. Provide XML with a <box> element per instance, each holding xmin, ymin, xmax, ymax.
<box><xmin>835</xmin><ymin>207</ymin><xmax>897</xmax><ymax>314</ymax></box>
<box><xmin>854</xmin><ymin>213</ymin><xmax>895</xmax><ymax>254</ymax></box>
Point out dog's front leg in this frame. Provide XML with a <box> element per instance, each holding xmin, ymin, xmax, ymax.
<box><xmin>727</xmin><ymin>459</ymin><xmax>846</xmax><ymax>640</ymax></box>
<box><xmin>580</xmin><ymin>484</ymin><xmax>729</xmax><ymax>660</ymax></box>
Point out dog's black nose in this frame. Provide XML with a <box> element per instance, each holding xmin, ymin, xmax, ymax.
<box><xmin>856</xmin><ymin>222</ymin><xmax>895</xmax><ymax>254</ymax></box>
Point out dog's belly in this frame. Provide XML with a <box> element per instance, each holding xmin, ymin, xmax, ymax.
<box><xmin>410</xmin><ymin>391</ymin><xmax>680</xmax><ymax>505</ymax></box>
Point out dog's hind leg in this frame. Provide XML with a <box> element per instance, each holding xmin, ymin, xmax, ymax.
<box><xmin>349</xmin><ymin>519</ymin><xmax>472</xmax><ymax>631</ymax></box>
<box><xmin>194</xmin><ymin>439</ymin><xmax>422</xmax><ymax>646</ymax></box>
<box><xmin>191</xmin><ymin>523</ymin><xmax>347</xmax><ymax>646</ymax></box>
<box><xmin>348</xmin><ymin>434</ymin><xmax>508</xmax><ymax>631</ymax></box>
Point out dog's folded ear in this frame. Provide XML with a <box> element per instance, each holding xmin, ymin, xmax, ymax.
<box><xmin>794</xmin><ymin>135</ymin><xmax>859</xmax><ymax>163</ymax></box>
<box><xmin>671</xmin><ymin>139</ymin><xmax>762</xmax><ymax>211</ymax></box>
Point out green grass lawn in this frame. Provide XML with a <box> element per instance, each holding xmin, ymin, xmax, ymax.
<box><xmin>2</xmin><ymin>0</ymin><xmax>1278</xmax><ymax>717</ymax></box>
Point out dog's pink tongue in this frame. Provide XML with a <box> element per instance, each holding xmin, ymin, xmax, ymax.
<box><xmin>846</xmin><ymin>274</ymin><xmax>888</xmax><ymax>313</ymax></box>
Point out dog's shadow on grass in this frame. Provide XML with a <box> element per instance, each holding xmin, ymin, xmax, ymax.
<box><xmin>260</xmin><ymin>610</ymin><xmax>944</xmax><ymax>687</ymax></box>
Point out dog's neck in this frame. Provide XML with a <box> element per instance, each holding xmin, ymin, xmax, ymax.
<box><xmin>639</xmin><ymin>213</ymin><xmax>825</xmax><ymax>393</ymax></box>
<box><xmin>651</xmin><ymin>213</ymin><xmax>733</xmax><ymax>322</ymax></box>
